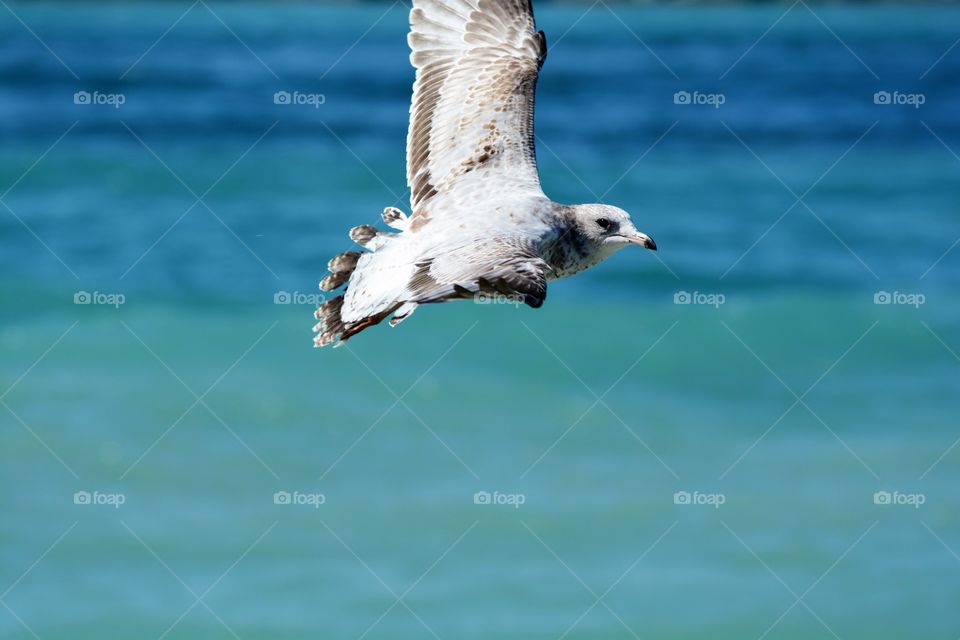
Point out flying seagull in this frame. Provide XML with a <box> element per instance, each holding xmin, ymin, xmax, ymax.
<box><xmin>313</xmin><ymin>0</ymin><xmax>657</xmax><ymax>347</ymax></box>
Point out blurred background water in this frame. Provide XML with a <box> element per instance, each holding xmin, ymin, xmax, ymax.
<box><xmin>1</xmin><ymin>2</ymin><xmax>959</xmax><ymax>639</ymax></box>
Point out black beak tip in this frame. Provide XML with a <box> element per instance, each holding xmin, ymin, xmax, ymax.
<box><xmin>644</xmin><ymin>237</ymin><xmax>657</xmax><ymax>251</ymax></box>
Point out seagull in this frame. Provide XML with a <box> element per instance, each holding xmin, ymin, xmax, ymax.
<box><xmin>314</xmin><ymin>0</ymin><xmax>657</xmax><ymax>347</ymax></box>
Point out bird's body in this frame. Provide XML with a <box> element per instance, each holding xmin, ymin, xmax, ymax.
<box><xmin>314</xmin><ymin>0</ymin><xmax>656</xmax><ymax>347</ymax></box>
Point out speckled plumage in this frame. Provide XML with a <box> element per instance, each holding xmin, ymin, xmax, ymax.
<box><xmin>313</xmin><ymin>0</ymin><xmax>656</xmax><ymax>348</ymax></box>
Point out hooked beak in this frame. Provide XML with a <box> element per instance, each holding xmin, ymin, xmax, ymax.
<box><xmin>626</xmin><ymin>232</ymin><xmax>657</xmax><ymax>251</ymax></box>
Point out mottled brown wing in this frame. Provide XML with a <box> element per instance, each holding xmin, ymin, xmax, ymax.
<box><xmin>406</xmin><ymin>0</ymin><xmax>547</xmax><ymax>217</ymax></box>
<box><xmin>407</xmin><ymin>237</ymin><xmax>551</xmax><ymax>307</ymax></box>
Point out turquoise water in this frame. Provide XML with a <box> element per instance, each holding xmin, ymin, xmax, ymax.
<box><xmin>2</xmin><ymin>3</ymin><xmax>959</xmax><ymax>638</ymax></box>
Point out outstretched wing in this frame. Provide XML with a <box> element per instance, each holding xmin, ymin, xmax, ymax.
<box><xmin>406</xmin><ymin>0</ymin><xmax>547</xmax><ymax>217</ymax></box>
<box><xmin>407</xmin><ymin>236</ymin><xmax>551</xmax><ymax>308</ymax></box>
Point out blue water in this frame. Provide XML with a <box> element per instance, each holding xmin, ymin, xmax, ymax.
<box><xmin>1</xmin><ymin>3</ymin><xmax>959</xmax><ymax>639</ymax></box>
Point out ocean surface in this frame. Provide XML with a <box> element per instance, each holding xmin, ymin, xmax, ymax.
<box><xmin>1</xmin><ymin>2</ymin><xmax>959</xmax><ymax>638</ymax></box>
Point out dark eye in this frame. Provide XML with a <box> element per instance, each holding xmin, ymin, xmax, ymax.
<box><xmin>596</xmin><ymin>218</ymin><xmax>611</xmax><ymax>230</ymax></box>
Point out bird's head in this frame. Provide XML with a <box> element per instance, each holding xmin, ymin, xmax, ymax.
<box><xmin>572</xmin><ymin>204</ymin><xmax>657</xmax><ymax>254</ymax></box>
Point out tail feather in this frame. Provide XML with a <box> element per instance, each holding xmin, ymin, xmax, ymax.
<box><xmin>381</xmin><ymin>206</ymin><xmax>409</xmax><ymax>230</ymax></box>
<box><xmin>328</xmin><ymin>251</ymin><xmax>361</xmax><ymax>273</ymax></box>
<box><xmin>313</xmin><ymin>296</ymin><xmax>345</xmax><ymax>347</ymax></box>
<box><xmin>313</xmin><ymin>295</ymin><xmax>402</xmax><ymax>348</ymax></box>
<box><xmin>349</xmin><ymin>224</ymin><xmax>379</xmax><ymax>246</ymax></box>
<box><xmin>319</xmin><ymin>270</ymin><xmax>350</xmax><ymax>291</ymax></box>
<box><xmin>314</xmin><ymin>207</ymin><xmax>411</xmax><ymax>347</ymax></box>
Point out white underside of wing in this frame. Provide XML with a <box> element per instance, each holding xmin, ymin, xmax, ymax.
<box><xmin>340</xmin><ymin>190</ymin><xmax>553</xmax><ymax>324</ymax></box>
<box><xmin>406</xmin><ymin>0</ymin><xmax>546</xmax><ymax>215</ymax></box>
<box><xmin>340</xmin><ymin>241</ymin><xmax>418</xmax><ymax>324</ymax></box>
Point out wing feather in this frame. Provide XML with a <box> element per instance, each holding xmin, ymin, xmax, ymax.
<box><xmin>406</xmin><ymin>237</ymin><xmax>550</xmax><ymax>308</ymax></box>
<box><xmin>406</xmin><ymin>0</ymin><xmax>547</xmax><ymax>219</ymax></box>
